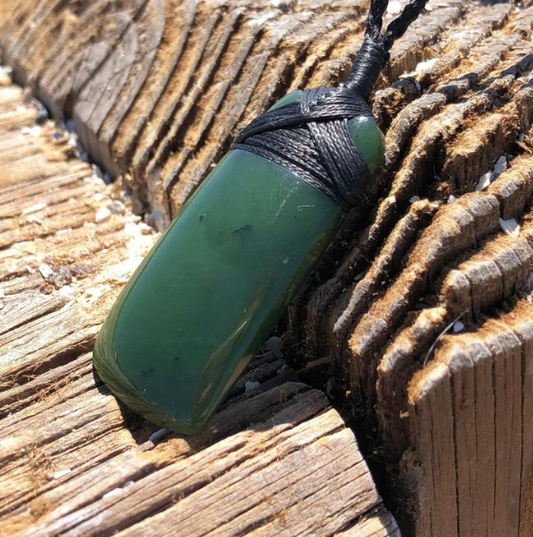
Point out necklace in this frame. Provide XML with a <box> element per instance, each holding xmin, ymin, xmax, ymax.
<box><xmin>94</xmin><ymin>0</ymin><xmax>429</xmax><ymax>434</ymax></box>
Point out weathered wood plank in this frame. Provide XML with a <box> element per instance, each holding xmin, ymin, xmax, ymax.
<box><xmin>408</xmin><ymin>302</ymin><xmax>533</xmax><ymax>537</ymax></box>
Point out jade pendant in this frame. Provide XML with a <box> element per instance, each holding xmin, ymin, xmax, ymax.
<box><xmin>93</xmin><ymin>92</ymin><xmax>385</xmax><ymax>434</ymax></box>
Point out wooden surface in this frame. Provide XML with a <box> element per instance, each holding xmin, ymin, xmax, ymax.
<box><xmin>0</xmin><ymin>83</ymin><xmax>398</xmax><ymax>536</ymax></box>
<box><xmin>4</xmin><ymin>0</ymin><xmax>533</xmax><ymax>536</ymax></box>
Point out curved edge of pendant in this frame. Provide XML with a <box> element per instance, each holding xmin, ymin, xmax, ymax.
<box><xmin>93</xmin><ymin>335</ymin><xmax>203</xmax><ymax>435</ymax></box>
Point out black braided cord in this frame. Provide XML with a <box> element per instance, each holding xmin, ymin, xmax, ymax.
<box><xmin>233</xmin><ymin>0</ymin><xmax>429</xmax><ymax>212</ymax></box>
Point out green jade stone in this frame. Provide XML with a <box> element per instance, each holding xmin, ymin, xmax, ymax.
<box><xmin>93</xmin><ymin>91</ymin><xmax>385</xmax><ymax>434</ymax></box>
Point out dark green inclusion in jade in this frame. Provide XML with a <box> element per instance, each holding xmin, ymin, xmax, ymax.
<box><xmin>93</xmin><ymin>92</ymin><xmax>385</xmax><ymax>435</ymax></box>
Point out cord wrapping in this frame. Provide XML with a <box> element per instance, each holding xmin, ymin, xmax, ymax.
<box><xmin>235</xmin><ymin>86</ymin><xmax>372</xmax><ymax>211</ymax></box>
<box><xmin>233</xmin><ymin>0</ymin><xmax>429</xmax><ymax>211</ymax></box>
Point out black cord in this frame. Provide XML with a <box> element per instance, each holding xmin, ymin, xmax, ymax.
<box><xmin>234</xmin><ymin>0</ymin><xmax>429</xmax><ymax>211</ymax></box>
<box><xmin>346</xmin><ymin>0</ymin><xmax>429</xmax><ymax>97</ymax></box>
<box><xmin>234</xmin><ymin>87</ymin><xmax>373</xmax><ymax>211</ymax></box>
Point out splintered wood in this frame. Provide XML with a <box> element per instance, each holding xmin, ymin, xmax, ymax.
<box><xmin>4</xmin><ymin>0</ymin><xmax>533</xmax><ymax>536</ymax></box>
<box><xmin>0</xmin><ymin>86</ymin><xmax>397</xmax><ymax>535</ymax></box>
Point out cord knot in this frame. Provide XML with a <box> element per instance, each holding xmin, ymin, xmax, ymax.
<box><xmin>345</xmin><ymin>37</ymin><xmax>389</xmax><ymax>99</ymax></box>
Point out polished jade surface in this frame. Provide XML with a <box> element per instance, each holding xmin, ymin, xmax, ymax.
<box><xmin>348</xmin><ymin>115</ymin><xmax>385</xmax><ymax>174</ymax></box>
<box><xmin>93</xmin><ymin>92</ymin><xmax>385</xmax><ymax>435</ymax></box>
<box><xmin>94</xmin><ymin>150</ymin><xmax>342</xmax><ymax>433</ymax></box>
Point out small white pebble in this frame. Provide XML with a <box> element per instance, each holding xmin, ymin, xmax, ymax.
<box><xmin>58</xmin><ymin>286</ymin><xmax>75</xmax><ymax>297</ymax></box>
<box><xmin>475</xmin><ymin>171</ymin><xmax>493</xmax><ymax>191</ymax></box>
<box><xmin>53</xmin><ymin>469</ymin><xmax>71</xmax><ymax>479</ymax></box>
<box><xmin>22</xmin><ymin>202</ymin><xmax>46</xmax><ymax>216</ymax></box>
<box><xmin>149</xmin><ymin>428</ymin><xmax>168</xmax><ymax>443</ymax></box>
<box><xmin>103</xmin><ymin>488</ymin><xmax>124</xmax><ymax>499</ymax></box>
<box><xmin>245</xmin><ymin>381</ymin><xmax>261</xmax><ymax>392</ymax></box>
<box><xmin>409</xmin><ymin>195</ymin><xmax>421</xmax><ymax>203</ymax></box>
<box><xmin>493</xmin><ymin>155</ymin><xmax>507</xmax><ymax>177</ymax></box>
<box><xmin>123</xmin><ymin>480</ymin><xmax>134</xmax><ymax>488</ymax></box>
<box><xmin>247</xmin><ymin>12</ymin><xmax>278</xmax><ymax>28</ymax></box>
<box><xmin>500</xmin><ymin>217</ymin><xmax>520</xmax><ymax>237</ymax></box>
<box><xmin>415</xmin><ymin>58</ymin><xmax>439</xmax><ymax>74</ymax></box>
<box><xmin>68</xmin><ymin>133</ymin><xmax>78</xmax><ymax>147</ymax></box>
<box><xmin>26</xmin><ymin>215</ymin><xmax>42</xmax><ymax>224</ymax></box>
<box><xmin>39</xmin><ymin>264</ymin><xmax>54</xmax><ymax>279</ymax></box>
<box><xmin>387</xmin><ymin>0</ymin><xmax>402</xmax><ymax>15</ymax></box>
<box><xmin>93</xmin><ymin>193</ymin><xmax>104</xmax><ymax>202</ymax></box>
<box><xmin>95</xmin><ymin>207</ymin><xmax>111</xmax><ymax>224</ymax></box>
<box><xmin>29</xmin><ymin>126</ymin><xmax>41</xmax><ymax>138</ymax></box>
<box><xmin>447</xmin><ymin>195</ymin><xmax>457</xmax><ymax>204</ymax></box>
<box><xmin>0</xmin><ymin>301</ymin><xmax>4</xmax><ymax>310</ymax></box>
<box><xmin>453</xmin><ymin>321</ymin><xmax>465</xmax><ymax>333</ymax></box>
<box><xmin>85</xmin><ymin>287</ymin><xmax>101</xmax><ymax>296</ymax></box>
<box><xmin>425</xmin><ymin>3</ymin><xmax>433</xmax><ymax>10</ymax></box>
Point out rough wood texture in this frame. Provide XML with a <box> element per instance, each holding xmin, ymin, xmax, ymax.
<box><xmin>4</xmin><ymin>0</ymin><xmax>533</xmax><ymax>536</ymax></box>
<box><xmin>0</xmin><ymin>83</ymin><xmax>398</xmax><ymax>536</ymax></box>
